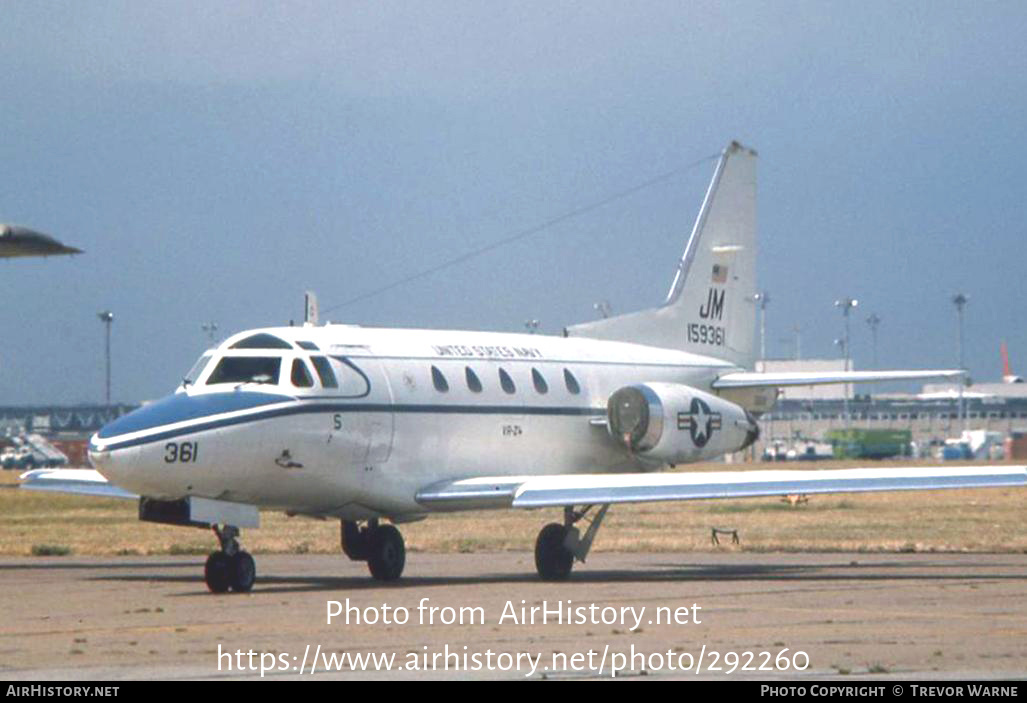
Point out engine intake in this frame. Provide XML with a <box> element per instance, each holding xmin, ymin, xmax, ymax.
<box><xmin>607</xmin><ymin>383</ymin><xmax>759</xmax><ymax>464</ymax></box>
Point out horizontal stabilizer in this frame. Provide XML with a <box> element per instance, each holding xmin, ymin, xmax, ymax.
<box><xmin>417</xmin><ymin>465</ymin><xmax>1026</xmax><ymax>511</ymax></box>
<box><xmin>712</xmin><ymin>369</ymin><xmax>964</xmax><ymax>389</ymax></box>
<box><xmin>19</xmin><ymin>469</ymin><xmax>137</xmax><ymax>500</ymax></box>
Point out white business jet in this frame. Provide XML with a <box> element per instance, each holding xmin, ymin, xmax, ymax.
<box><xmin>23</xmin><ymin>142</ymin><xmax>1026</xmax><ymax>593</ymax></box>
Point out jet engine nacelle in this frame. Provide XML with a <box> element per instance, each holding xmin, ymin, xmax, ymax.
<box><xmin>607</xmin><ymin>382</ymin><xmax>760</xmax><ymax>465</ymax></box>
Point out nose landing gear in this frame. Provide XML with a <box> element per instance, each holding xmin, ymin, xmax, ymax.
<box><xmin>204</xmin><ymin>525</ymin><xmax>256</xmax><ymax>593</ymax></box>
<box><xmin>341</xmin><ymin>519</ymin><xmax>406</xmax><ymax>581</ymax></box>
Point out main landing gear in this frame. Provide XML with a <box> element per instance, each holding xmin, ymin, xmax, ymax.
<box><xmin>341</xmin><ymin>519</ymin><xmax>406</xmax><ymax>581</ymax></box>
<box><xmin>534</xmin><ymin>504</ymin><xmax>610</xmax><ymax>581</ymax></box>
<box><xmin>204</xmin><ymin>525</ymin><xmax>256</xmax><ymax>593</ymax></box>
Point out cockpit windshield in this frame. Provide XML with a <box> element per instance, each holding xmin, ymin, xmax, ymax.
<box><xmin>230</xmin><ymin>333</ymin><xmax>292</xmax><ymax>349</ymax></box>
<box><xmin>207</xmin><ymin>356</ymin><xmax>282</xmax><ymax>386</ymax></box>
<box><xmin>183</xmin><ymin>354</ymin><xmax>211</xmax><ymax>386</ymax></box>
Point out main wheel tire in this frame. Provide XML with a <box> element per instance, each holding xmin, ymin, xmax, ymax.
<box><xmin>229</xmin><ymin>550</ymin><xmax>256</xmax><ymax>593</ymax></box>
<box><xmin>204</xmin><ymin>551</ymin><xmax>231</xmax><ymax>593</ymax></box>
<box><xmin>367</xmin><ymin>525</ymin><xmax>405</xmax><ymax>581</ymax></box>
<box><xmin>341</xmin><ymin>520</ymin><xmax>369</xmax><ymax>561</ymax></box>
<box><xmin>535</xmin><ymin>523</ymin><xmax>574</xmax><ymax>581</ymax></box>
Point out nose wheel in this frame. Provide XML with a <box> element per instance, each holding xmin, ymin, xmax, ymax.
<box><xmin>205</xmin><ymin>525</ymin><xmax>256</xmax><ymax>593</ymax></box>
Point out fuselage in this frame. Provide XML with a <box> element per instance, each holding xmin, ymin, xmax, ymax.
<box><xmin>89</xmin><ymin>324</ymin><xmax>741</xmax><ymax>521</ymax></box>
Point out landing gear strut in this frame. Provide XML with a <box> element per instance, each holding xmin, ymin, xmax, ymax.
<box><xmin>204</xmin><ymin>525</ymin><xmax>256</xmax><ymax>593</ymax></box>
<box><xmin>340</xmin><ymin>519</ymin><xmax>406</xmax><ymax>581</ymax></box>
<box><xmin>534</xmin><ymin>504</ymin><xmax>610</xmax><ymax>581</ymax></box>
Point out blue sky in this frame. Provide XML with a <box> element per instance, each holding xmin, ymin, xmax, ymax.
<box><xmin>2</xmin><ymin>1</ymin><xmax>1025</xmax><ymax>404</ymax></box>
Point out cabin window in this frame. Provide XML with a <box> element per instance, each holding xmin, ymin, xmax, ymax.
<box><xmin>465</xmin><ymin>367</ymin><xmax>483</xmax><ymax>393</ymax></box>
<box><xmin>326</xmin><ymin>356</ymin><xmax>370</xmax><ymax>397</ymax></box>
<box><xmin>431</xmin><ymin>365</ymin><xmax>449</xmax><ymax>393</ymax></box>
<box><xmin>563</xmin><ymin>368</ymin><xmax>581</xmax><ymax>395</ymax></box>
<box><xmin>291</xmin><ymin>359</ymin><xmax>314</xmax><ymax>388</ymax></box>
<box><xmin>207</xmin><ymin>356</ymin><xmax>281</xmax><ymax>385</ymax></box>
<box><xmin>229</xmin><ymin>333</ymin><xmax>293</xmax><ymax>349</ymax></box>
<box><xmin>310</xmin><ymin>356</ymin><xmax>338</xmax><ymax>389</ymax></box>
<box><xmin>499</xmin><ymin>368</ymin><xmax>516</xmax><ymax>394</ymax></box>
<box><xmin>183</xmin><ymin>354</ymin><xmax>210</xmax><ymax>386</ymax></box>
<box><xmin>531</xmin><ymin>368</ymin><xmax>548</xmax><ymax>394</ymax></box>
<box><xmin>297</xmin><ymin>341</ymin><xmax>319</xmax><ymax>351</ymax></box>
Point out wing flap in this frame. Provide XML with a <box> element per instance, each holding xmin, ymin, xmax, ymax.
<box><xmin>712</xmin><ymin>369</ymin><xmax>964</xmax><ymax>389</ymax></box>
<box><xmin>417</xmin><ymin>466</ymin><xmax>1026</xmax><ymax>510</ymax></box>
<box><xmin>19</xmin><ymin>469</ymin><xmax>137</xmax><ymax>500</ymax></box>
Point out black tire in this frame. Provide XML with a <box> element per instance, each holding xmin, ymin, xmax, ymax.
<box><xmin>204</xmin><ymin>551</ymin><xmax>231</xmax><ymax>593</ymax></box>
<box><xmin>367</xmin><ymin>525</ymin><xmax>405</xmax><ymax>581</ymax></box>
<box><xmin>229</xmin><ymin>551</ymin><xmax>256</xmax><ymax>593</ymax></box>
<box><xmin>535</xmin><ymin>523</ymin><xmax>574</xmax><ymax>581</ymax></box>
<box><xmin>341</xmin><ymin>520</ymin><xmax>369</xmax><ymax>561</ymax></box>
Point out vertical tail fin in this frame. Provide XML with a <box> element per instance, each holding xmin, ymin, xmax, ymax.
<box><xmin>566</xmin><ymin>141</ymin><xmax>758</xmax><ymax>368</ymax></box>
<box><xmin>1001</xmin><ymin>341</ymin><xmax>1023</xmax><ymax>383</ymax></box>
<box><xmin>304</xmin><ymin>290</ymin><xmax>319</xmax><ymax>326</ymax></box>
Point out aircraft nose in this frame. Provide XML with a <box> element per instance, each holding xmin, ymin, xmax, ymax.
<box><xmin>88</xmin><ymin>433</ymin><xmax>118</xmax><ymax>478</ymax></box>
<box><xmin>87</xmin><ymin>437</ymin><xmax>105</xmax><ymax>469</ymax></box>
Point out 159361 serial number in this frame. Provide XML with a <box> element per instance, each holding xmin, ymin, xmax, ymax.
<box><xmin>687</xmin><ymin>323</ymin><xmax>724</xmax><ymax>346</ymax></box>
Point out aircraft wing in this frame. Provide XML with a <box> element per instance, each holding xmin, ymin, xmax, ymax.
<box><xmin>416</xmin><ymin>465</ymin><xmax>1027</xmax><ymax>510</ymax></box>
<box><xmin>712</xmin><ymin>369</ymin><xmax>964</xmax><ymax>389</ymax></box>
<box><xmin>19</xmin><ymin>469</ymin><xmax>137</xmax><ymax>500</ymax></box>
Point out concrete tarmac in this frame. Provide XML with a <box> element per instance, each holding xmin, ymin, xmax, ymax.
<box><xmin>1</xmin><ymin>551</ymin><xmax>1025</xmax><ymax>680</ymax></box>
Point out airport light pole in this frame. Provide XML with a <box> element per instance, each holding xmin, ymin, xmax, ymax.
<box><xmin>834</xmin><ymin>337</ymin><xmax>851</xmax><ymax>430</ymax></box>
<box><xmin>97</xmin><ymin>311</ymin><xmax>113</xmax><ymax>407</ymax></box>
<box><xmin>834</xmin><ymin>298</ymin><xmax>858</xmax><ymax>406</ymax></box>
<box><xmin>835</xmin><ymin>297</ymin><xmax>859</xmax><ymax>433</ymax></box>
<box><xmin>952</xmin><ymin>293</ymin><xmax>968</xmax><ymax>370</ymax></box>
<box><xmin>753</xmin><ymin>291</ymin><xmax>770</xmax><ymax>362</ymax></box>
<box><xmin>865</xmin><ymin>313</ymin><xmax>881</xmax><ymax>368</ymax></box>
<box><xmin>952</xmin><ymin>293</ymin><xmax>968</xmax><ymax>432</ymax></box>
<box><xmin>865</xmin><ymin>313</ymin><xmax>881</xmax><ymax>415</ymax></box>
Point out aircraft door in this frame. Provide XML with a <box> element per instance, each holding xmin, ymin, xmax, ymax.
<box><xmin>325</xmin><ymin>355</ymin><xmax>394</xmax><ymax>466</ymax></box>
<box><xmin>362</xmin><ymin>355</ymin><xmax>394</xmax><ymax>464</ymax></box>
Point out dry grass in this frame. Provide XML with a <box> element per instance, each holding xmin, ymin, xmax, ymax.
<box><xmin>2</xmin><ymin>461</ymin><xmax>1024</xmax><ymax>556</ymax></box>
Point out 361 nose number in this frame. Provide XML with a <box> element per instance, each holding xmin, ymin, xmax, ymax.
<box><xmin>164</xmin><ymin>442</ymin><xmax>199</xmax><ymax>463</ymax></box>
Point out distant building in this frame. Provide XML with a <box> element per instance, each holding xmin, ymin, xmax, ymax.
<box><xmin>750</xmin><ymin>358</ymin><xmax>1027</xmax><ymax>459</ymax></box>
<box><xmin>0</xmin><ymin>404</ymin><xmax>136</xmax><ymax>437</ymax></box>
<box><xmin>919</xmin><ymin>381</ymin><xmax>1027</xmax><ymax>401</ymax></box>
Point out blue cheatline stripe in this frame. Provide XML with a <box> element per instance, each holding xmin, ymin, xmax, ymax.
<box><xmin>95</xmin><ymin>400</ymin><xmax>606</xmax><ymax>451</ymax></box>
